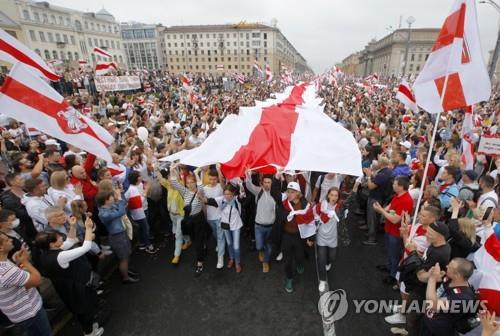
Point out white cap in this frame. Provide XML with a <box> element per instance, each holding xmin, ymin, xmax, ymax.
<box><xmin>287</xmin><ymin>181</ymin><xmax>301</xmax><ymax>192</ymax></box>
<box><xmin>45</xmin><ymin>139</ymin><xmax>60</xmax><ymax>147</ymax></box>
<box><xmin>399</xmin><ymin>141</ymin><xmax>411</xmax><ymax>149</ymax></box>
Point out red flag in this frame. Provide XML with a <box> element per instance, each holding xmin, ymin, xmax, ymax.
<box><xmin>95</xmin><ymin>62</ymin><xmax>117</xmax><ymax>76</ymax></box>
<box><xmin>413</xmin><ymin>0</ymin><xmax>491</xmax><ymax>113</ymax></box>
<box><xmin>93</xmin><ymin>47</ymin><xmax>112</xmax><ymax>58</ymax></box>
<box><xmin>0</xmin><ymin>63</ymin><xmax>114</xmax><ymax>162</ymax></box>
<box><xmin>396</xmin><ymin>79</ymin><xmax>418</xmax><ymax>112</ymax></box>
<box><xmin>265</xmin><ymin>64</ymin><xmax>273</xmax><ymax>82</ymax></box>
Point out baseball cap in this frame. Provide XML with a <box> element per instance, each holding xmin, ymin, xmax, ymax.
<box><xmin>429</xmin><ymin>221</ymin><xmax>449</xmax><ymax>239</ymax></box>
<box><xmin>45</xmin><ymin>139</ymin><xmax>60</xmax><ymax>147</ymax></box>
<box><xmin>287</xmin><ymin>182</ymin><xmax>301</xmax><ymax>192</ymax></box>
<box><xmin>399</xmin><ymin>141</ymin><xmax>411</xmax><ymax>149</ymax></box>
<box><xmin>464</xmin><ymin>170</ymin><xmax>478</xmax><ymax>181</ymax></box>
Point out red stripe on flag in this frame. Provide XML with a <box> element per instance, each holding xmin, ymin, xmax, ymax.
<box><xmin>220</xmin><ymin>84</ymin><xmax>307</xmax><ymax>178</ymax></box>
<box><xmin>0</xmin><ymin>77</ymin><xmax>110</xmax><ymax>147</ymax></box>
<box><xmin>398</xmin><ymin>84</ymin><xmax>416</xmax><ymax>103</ymax></box>
<box><xmin>484</xmin><ymin>233</ymin><xmax>500</xmax><ymax>262</ymax></box>
<box><xmin>434</xmin><ymin>72</ymin><xmax>467</xmax><ymax>111</ymax></box>
<box><xmin>127</xmin><ymin>195</ymin><xmax>142</xmax><ymax>210</ymax></box>
<box><xmin>0</xmin><ymin>40</ymin><xmax>59</xmax><ymax>81</ymax></box>
<box><xmin>478</xmin><ymin>288</ymin><xmax>500</xmax><ymax>316</ymax></box>
<box><xmin>432</xmin><ymin>3</ymin><xmax>466</xmax><ymax>52</ymax></box>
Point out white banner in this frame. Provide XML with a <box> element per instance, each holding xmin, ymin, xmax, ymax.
<box><xmin>95</xmin><ymin>76</ymin><xmax>141</xmax><ymax>92</ymax></box>
<box><xmin>477</xmin><ymin>135</ymin><xmax>500</xmax><ymax>157</ymax></box>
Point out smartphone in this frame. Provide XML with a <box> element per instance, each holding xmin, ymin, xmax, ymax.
<box><xmin>482</xmin><ymin>207</ymin><xmax>493</xmax><ymax>221</ymax></box>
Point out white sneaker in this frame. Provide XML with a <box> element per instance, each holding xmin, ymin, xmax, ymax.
<box><xmin>100</xmin><ymin>245</ymin><xmax>111</xmax><ymax>250</ymax></box>
<box><xmin>390</xmin><ymin>327</ymin><xmax>408</xmax><ymax>335</ymax></box>
<box><xmin>102</xmin><ymin>249</ymin><xmax>113</xmax><ymax>256</ymax></box>
<box><xmin>318</xmin><ymin>280</ymin><xmax>327</xmax><ymax>292</ymax></box>
<box><xmin>216</xmin><ymin>256</ymin><xmax>224</xmax><ymax>269</ymax></box>
<box><xmin>325</xmin><ymin>264</ymin><xmax>331</xmax><ymax>272</ymax></box>
<box><xmin>276</xmin><ymin>252</ymin><xmax>283</xmax><ymax>262</ymax></box>
<box><xmin>385</xmin><ymin>313</ymin><xmax>406</xmax><ymax>325</ymax></box>
<box><xmin>84</xmin><ymin>326</ymin><xmax>104</xmax><ymax>336</ymax></box>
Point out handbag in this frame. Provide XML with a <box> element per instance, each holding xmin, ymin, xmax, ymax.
<box><xmin>398</xmin><ymin>250</ymin><xmax>423</xmax><ymax>291</ymax></box>
<box><xmin>183</xmin><ymin>191</ymin><xmax>197</xmax><ymax>217</ymax></box>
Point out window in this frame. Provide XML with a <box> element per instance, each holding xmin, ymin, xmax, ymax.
<box><xmin>94</xmin><ymin>38</ymin><xmax>98</xmax><ymax>46</ymax></box>
<box><xmin>99</xmin><ymin>39</ymin><xmax>103</xmax><ymax>46</ymax></box>
<box><xmin>23</xmin><ymin>10</ymin><xmax>30</xmax><ymax>20</ymax></box>
<box><xmin>35</xmin><ymin>49</ymin><xmax>41</xmax><ymax>56</ymax></box>
<box><xmin>90</xmin><ymin>22</ymin><xmax>95</xmax><ymax>30</ymax></box>
<box><xmin>60</xmin><ymin>51</ymin><xmax>64</xmax><ymax>60</ymax></box>
<box><xmin>63</xmin><ymin>35</ymin><xmax>68</xmax><ymax>43</ymax></box>
<box><xmin>44</xmin><ymin>50</ymin><xmax>50</xmax><ymax>59</ymax></box>
<box><xmin>29</xmin><ymin>30</ymin><xmax>36</xmax><ymax>41</ymax></box>
<box><xmin>52</xmin><ymin>50</ymin><xmax>58</xmax><ymax>59</ymax></box>
<box><xmin>264</xmin><ymin>33</ymin><xmax>267</xmax><ymax>39</ymax></box>
<box><xmin>39</xmin><ymin>31</ymin><xmax>45</xmax><ymax>42</ymax></box>
<box><xmin>105</xmin><ymin>40</ymin><xmax>109</xmax><ymax>47</ymax></box>
<box><xmin>97</xmin><ymin>24</ymin><xmax>100</xmax><ymax>31</ymax></box>
<box><xmin>111</xmin><ymin>41</ymin><xmax>115</xmax><ymax>49</ymax></box>
<box><xmin>228</xmin><ymin>65</ymin><xmax>231</xmax><ymax>69</ymax></box>
<box><xmin>181</xmin><ymin>43</ymin><xmax>184</xmax><ymax>47</ymax></box>
<box><xmin>416</xmin><ymin>65</ymin><xmax>420</xmax><ymax>71</ymax></box>
<box><xmin>46</xmin><ymin>32</ymin><xmax>53</xmax><ymax>42</ymax></box>
<box><xmin>418</xmin><ymin>54</ymin><xmax>422</xmax><ymax>62</ymax></box>
<box><xmin>425</xmin><ymin>54</ymin><xmax>429</xmax><ymax>61</ymax></box>
<box><xmin>116</xmin><ymin>42</ymin><xmax>120</xmax><ymax>49</ymax></box>
<box><xmin>410</xmin><ymin>54</ymin><xmax>415</xmax><ymax>62</ymax></box>
<box><xmin>84</xmin><ymin>21</ymin><xmax>89</xmax><ymax>29</ymax></box>
<box><xmin>67</xmin><ymin>52</ymin><xmax>72</xmax><ymax>60</ymax></box>
<box><xmin>70</xmin><ymin>36</ymin><xmax>75</xmax><ymax>45</ymax></box>
<box><xmin>74</xmin><ymin>52</ymin><xmax>78</xmax><ymax>60</ymax></box>
<box><xmin>66</xmin><ymin>18</ymin><xmax>70</xmax><ymax>26</ymax></box>
<box><xmin>51</xmin><ymin>15</ymin><xmax>56</xmax><ymax>24</ymax></box>
<box><xmin>34</xmin><ymin>12</ymin><xmax>40</xmax><ymax>22</ymax></box>
<box><xmin>409</xmin><ymin>64</ymin><xmax>414</xmax><ymax>71</ymax></box>
<box><xmin>58</xmin><ymin>16</ymin><xmax>63</xmax><ymax>25</ymax></box>
<box><xmin>88</xmin><ymin>38</ymin><xmax>92</xmax><ymax>47</ymax></box>
<box><xmin>251</xmin><ymin>32</ymin><xmax>260</xmax><ymax>38</ymax></box>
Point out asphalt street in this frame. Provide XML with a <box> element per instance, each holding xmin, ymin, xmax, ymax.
<box><xmin>58</xmin><ymin>213</ymin><xmax>399</xmax><ymax>336</ymax></box>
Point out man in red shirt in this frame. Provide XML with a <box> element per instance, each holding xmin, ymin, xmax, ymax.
<box><xmin>70</xmin><ymin>154</ymin><xmax>98</xmax><ymax>213</ymax></box>
<box><xmin>373</xmin><ymin>176</ymin><xmax>414</xmax><ymax>285</ymax></box>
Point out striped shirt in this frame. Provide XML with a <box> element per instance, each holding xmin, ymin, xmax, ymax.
<box><xmin>170</xmin><ymin>178</ymin><xmax>203</xmax><ymax>216</ymax></box>
<box><xmin>0</xmin><ymin>260</ymin><xmax>42</xmax><ymax>323</ymax></box>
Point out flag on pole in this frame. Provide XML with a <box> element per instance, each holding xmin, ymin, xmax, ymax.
<box><xmin>78</xmin><ymin>59</ymin><xmax>88</xmax><ymax>66</ymax></box>
<box><xmin>0</xmin><ymin>63</ymin><xmax>114</xmax><ymax>162</ymax></box>
<box><xmin>265</xmin><ymin>64</ymin><xmax>273</xmax><ymax>82</ymax></box>
<box><xmin>0</xmin><ymin>28</ymin><xmax>60</xmax><ymax>81</ymax></box>
<box><xmin>413</xmin><ymin>0</ymin><xmax>491</xmax><ymax>113</ymax></box>
<box><xmin>93</xmin><ymin>47</ymin><xmax>112</xmax><ymax>58</ymax></box>
<box><xmin>461</xmin><ymin>105</ymin><xmax>475</xmax><ymax>170</ymax></box>
<box><xmin>95</xmin><ymin>62</ymin><xmax>117</xmax><ymax>76</ymax></box>
<box><xmin>180</xmin><ymin>74</ymin><xmax>192</xmax><ymax>89</ymax></box>
<box><xmin>254</xmin><ymin>60</ymin><xmax>263</xmax><ymax>74</ymax></box>
<box><xmin>396</xmin><ymin>80</ymin><xmax>418</xmax><ymax>112</ymax></box>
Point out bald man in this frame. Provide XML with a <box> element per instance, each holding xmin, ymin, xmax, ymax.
<box><xmin>69</xmin><ymin>154</ymin><xmax>98</xmax><ymax>213</ymax></box>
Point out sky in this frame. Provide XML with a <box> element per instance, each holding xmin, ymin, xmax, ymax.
<box><xmin>48</xmin><ymin>0</ymin><xmax>498</xmax><ymax>73</ymax></box>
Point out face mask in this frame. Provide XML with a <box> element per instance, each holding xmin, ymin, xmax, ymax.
<box><xmin>11</xmin><ymin>218</ymin><xmax>20</xmax><ymax>229</ymax></box>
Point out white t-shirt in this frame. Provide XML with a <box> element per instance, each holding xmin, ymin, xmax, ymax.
<box><xmin>316</xmin><ymin>175</ymin><xmax>343</xmax><ymax>202</ymax></box>
<box><xmin>478</xmin><ymin>190</ymin><xmax>498</xmax><ymax>209</ymax></box>
<box><xmin>203</xmin><ymin>184</ymin><xmax>223</xmax><ymax>221</ymax></box>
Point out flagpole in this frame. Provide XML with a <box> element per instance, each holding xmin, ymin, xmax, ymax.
<box><xmin>411</xmin><ymin>74</ymin><xmax>449</xmax><ymax>226</ymax></box>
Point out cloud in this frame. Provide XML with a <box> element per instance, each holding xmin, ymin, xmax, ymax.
<box><xmin>48</xmin><ymin>0</ymin><xmax>498</xmax><ymax>73</ymax></box>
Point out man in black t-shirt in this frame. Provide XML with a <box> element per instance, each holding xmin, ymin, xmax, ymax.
<box><xmin>406</xmin><ymin>221</ymin><xmax>452</xmax><ymax>336</ymax></box>
<box><xmin>422</xmin><ymin>258</ymin><xmax>476</xmax><ymax>336</ymax></box>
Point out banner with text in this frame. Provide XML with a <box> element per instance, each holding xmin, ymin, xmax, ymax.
<box><xmin>95</xmin><ymin>76</ymin><xmax>141</xmax><ymax>92</ymax></box>
<box><xmin>477</xmin><ymin>135</ymin><xmax>500</xmax><ymax>157</ymax></box>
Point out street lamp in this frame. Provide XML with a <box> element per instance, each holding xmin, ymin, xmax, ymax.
<box><xmin>402</xmin><ymin>16</ymin><xmax>415</xmax><ymax>77</ymax></box>
<box><xmin>479</xmin><ymin>0</ymin><xmax>500</xmax><ymax>79</ymax></box>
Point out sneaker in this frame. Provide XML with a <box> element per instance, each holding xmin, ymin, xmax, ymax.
<box><xmin>171</xmin><ymin>256</ymin><xmax>180</xmax><ymax>265</ymax></box>
<box><xmin>325</xmin><ymin>264</ymin><xmax>332</xmax><ymax>272</ymax></box>
<box><xmin>296</xmin><ymin>265</ymin><xmax>304</xmax><ymax>275</ymax></box>
<box><xmin>285</xmin><ymin>278</ymin><xmax>294</xmax><ymax>293</ymax></box>
<box><xmin>235</xmin><ymin>263</ymin><xmax>242</xmax><ymax>273</ymax></box>
<box><xmin>85</xmin><ymin>326</ymin><xmax>104</xmax><ymax>336</ymax></box>
<box><xmin>128</xmin><ymin>269</ymin><xmax>139</xmax><ymax>277</ymax></box>
<box><xmin>390</xmin><ymin>304</ymin><xmax>402</xmax><ymax>314</ymax></box>
<box><xmin>362</xmin><ymin>239</ymin><xmax>378</xmax><ymax>246</ymax></box>
<box><xmin>100</xmin><ymin>245</ymin><xmax>111</xmax><ymax>250</ymax></box>
<box><xmin>181</xmin><ymin>241</ymin><xmax>192</xmax><ymax>251</ymax></box>
<box><xmin>276</xmin><ymin>252</ymin><xmax>283</xmax><ymax>262</ymax></box>
<box><xmin>122</xmin><ymin>276</ymin><xmax>140</xmax><ymax>285</ymax></box>
<box><xmin>195</xmin><ymin>265</ymin><xmax>203</xmax><ymax>277</ymax></box>
<box><xmin>385</xmin><ymin>313</ymin><xmax>406</xmax><ymax>325</ymax></box>
<box><xmin>318</xmin><ymin>280</ymin><xmax>327</xmax><ymax>292</ymax></box>
<box><xmin>262</xmin><ymin>262</ymin><xmax>269</xmax><ymax>273</ymax></box>
<box><xmin>145</xmin><ymin>245</ymin><xmax>158</xmax><ymax>254</ymax></box>
<box><xmin>258</xmin><ymin>251</ymin><xmax>264</xmax><ymax>263</ymax></box>
<box><xmin>227</xmin><ymin>259</ymin><xmax>234</xmax><ymax>269</ymax></box>
<box><xmin>138</xmin><ymin>245</ymin><xmax>147</xmax><ymax>251</ymax></box>
<box><xmin>216</xmin><ymin>256</ymin><xmax>224</xmax><ymax>270</ymax></box>
<box><xmin>390</xmin><ymin>327</ymin><xmax>408</xmax><ymax>335</ymax></box>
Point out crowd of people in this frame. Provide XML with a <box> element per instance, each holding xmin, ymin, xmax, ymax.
<box><xmin>0</xmin><ymin>67</ymin><xmax>498</xmax><ymax>336</ymax></box>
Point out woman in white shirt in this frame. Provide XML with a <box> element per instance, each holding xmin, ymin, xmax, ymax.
<box><xmin>47</xmin><ymin>170</ymin><xmax>83</xmax><ymax>214</ymax></box>
<box><xmin>204</xmin><ymin>183</ymin><xmax>245</xmax><ymax>273</ymax></box>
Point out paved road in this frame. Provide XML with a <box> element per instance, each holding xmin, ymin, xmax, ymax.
<box><xmin>59</xmin><ymin>214</ymin><xmax>399</xmax><ymax>336</ymax></box>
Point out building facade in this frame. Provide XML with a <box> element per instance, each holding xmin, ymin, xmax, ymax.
<box><xmin>354</xmin><ymin>28</ymin><xmax>439</xmax><ymax>79</ymax></box>
<box><xmin>121</xmin><ymin>22</ymin><xmax>165</xmax><ymax>71</ymax></box>
<box><xmin>162</xmin><ymin>22</ymin><xmax>310</xmax><ymax>76</ymax></box>
<box><xmin>3</xmin><ymin>0</ymin><xmax>126</xmax><ymax>69</ymax></box>
<box><xmin>340</xmin><ymin>52</ymin><xmax>361</xmax><ymax>76</ymax></box>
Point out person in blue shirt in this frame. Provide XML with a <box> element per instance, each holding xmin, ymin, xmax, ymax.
<box><xmin>438</xmin><ymin>166</ymin><xmax>460</xmax><ymax>210</ymax></box>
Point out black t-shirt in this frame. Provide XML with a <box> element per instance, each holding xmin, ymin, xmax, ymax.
<box><xmin>412</xmin><ymin>243</ymin><xmax>451</xmax><ymax>298</ymax></box>
<box><xmin>422</xmin><ymin>279</ymin><xmax>476</xmax><ymax>336</ymax></box>
<box><xmin>369</xmin><ymin>167</ymin><xmax>392</xmax><ymax>201</ymax></box>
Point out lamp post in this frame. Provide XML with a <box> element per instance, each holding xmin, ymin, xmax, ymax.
<box><xmin>479</xmin><ymin>0</ymin><xmax>500</xmax><ymax>79</ymax></box>
<box><xmin>402</xmin><ymin>16</ymin><xmax>415</xmax><ymax>78</ymax></box>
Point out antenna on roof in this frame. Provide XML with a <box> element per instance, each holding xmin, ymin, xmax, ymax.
<box><xmin>398</xmin><ymin>15</ymin><xmax>402</xmax><ymax>29</ymax></box>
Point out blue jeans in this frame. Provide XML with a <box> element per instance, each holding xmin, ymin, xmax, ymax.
<box><xmin>385</xmin><ymin>233</ymin><xmax>403</xmax><ymax>278</ymax></box>
<box><xmin>134</xmin><ymin>217</ymin><xmax>151</xmax><ymax>246</ymax></box>
<box><xmin>224</xmin><ymin>228</ymin><xmax>241</xmax><ymax>264</ymax></box>
<box><xmin>207</xmin><ymin>219</ymin><xmax>225</xmax><ymax>257</ymax></box>
<box><xmin>17</xmin><ymin>308</ymin><xmax>52</xmax><ymax>336</ymax></box>
<box><xmin>254</xmin><ymin>224</ymin><xmax>273</xmax><ymax>262</ymax></box>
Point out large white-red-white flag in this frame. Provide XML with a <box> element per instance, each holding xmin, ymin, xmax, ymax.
<box><xmin>0</xmin><ymin>28</ymin><xmax>60</xmax><ymax>81</ymax></box>
<box><xmin>396</xmin><ymin>79</ymin><xmax>418</xmax><ymax>112</ymax></box>
<box><xmin>0</xmin><ymin>63</ymin><xmax>114</xmax><ymax>162</ymax></box>
<box><xmin>413</xmin><ymin>0</ymin><xmax>491</xmax><ymax>113</ymax></box>
<box><xmin>179</xmin><ymin>74</ymin><xmax>192</xmax><ymax>89</ymax></box>
<box><xmin>93</xmin><ymin>47</ymin><xmax>112</xmax><ymax>58</ymax></box>
<box><xmin>161</xmin><ymin>84</ymin><xmax>362</xmax><ymax>179</ymax></box>
<box><xmin>95</xmin><ymin>62</ymin><xmax>117</xmax><ymax>76</ymax></box>
<box><xmin>461</xmin><ymin>105</ymin><xmax>475</xmax><ymax>169</ymax></box>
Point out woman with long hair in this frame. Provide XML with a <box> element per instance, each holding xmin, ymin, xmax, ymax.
<box><xmin>34</xmin><ymin>217</ymin><xmax>104</xmax><ymax>336</ymax></box>
<box><xmin>314</xmin><ymin>187</ymin><xmax>340</xmax><ymax>292</ymax></box>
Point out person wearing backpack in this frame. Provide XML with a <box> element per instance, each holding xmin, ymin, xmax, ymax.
<box><xmin>477</xmin><ymin>175</ymin><xmax>498</xmax><ymax>210</ymax></box>
<box><xmin>422</xmin><ymin>258</ymin><xmax>477</xmax><ymax>336</ymax></box>
<box><xmin>311</xmin><ymin>173</ymin><xmax>343</xmax><ymax>203</ymax></box>
<box><xmin>458</xmin><ymin>170</ymin><xmax>479</xmax><ymax>202</ymax></box>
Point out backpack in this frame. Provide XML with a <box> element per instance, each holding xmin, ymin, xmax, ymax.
<box><xmin>458</xmin><ymin>186</ymin><xmax>481</xmax><ymax>202</ymax></box>
<box><xmin>314</xmin><ymin>174</ymin><xmax>326</xmax><ymax>203</ymax></box>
